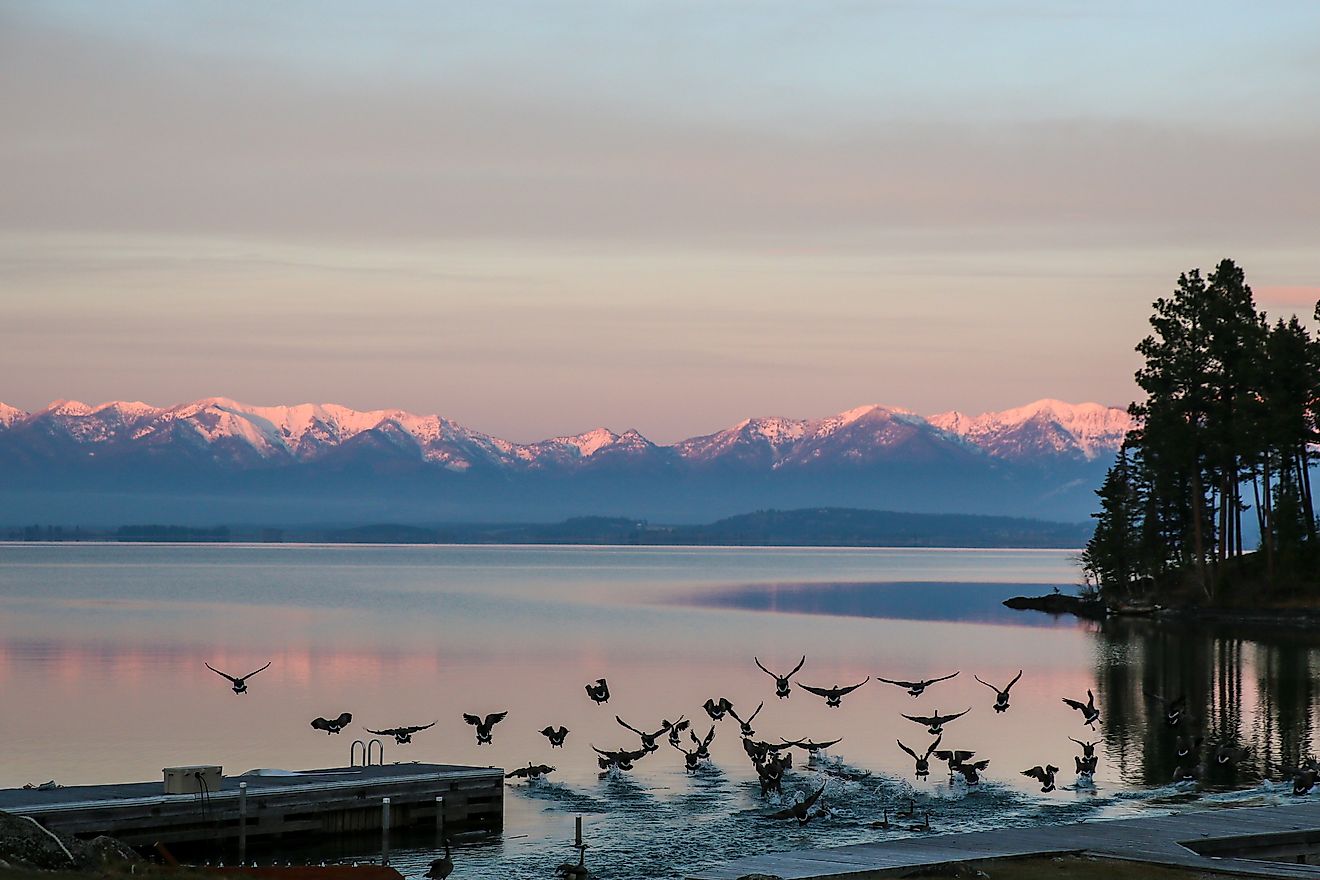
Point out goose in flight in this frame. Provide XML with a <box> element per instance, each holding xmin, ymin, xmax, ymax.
<box><xmin>974</xmin><ymin>670</ymin><xmax>1022</xmax><ymax>713</ymax></box>
<box><xmin>1021</xmin><ymin>764</ymin><xmax>1059</xmax><ymax>792</ymax></box>
<box><xmin>764</xmin><ymin>783</ymin><xmax>827</xmax><ymax>826</ymax></box>
<box><xmin>703</xmin><ymin>697</ymin><xmax>734</xmax><ymax>721</ymax></box>
<box><xmin>584</xmin><ymin>679</ymin><xmax>610</xmax><ymax>705</ymax></box>
<box><xmin>666</xmin><ymin>716</ymin><xmax>690</xmax><ymax>746</ymax></box>
<box><xmin>876</xmin><ymin>671</ymin><xmax>959</xmax><ymax>697</ymax></box>
<box><xmin>933</xmin><ymin>747</ymin><xmax>976</xmax><ymax>779</ymax></box>
<box><xmin>957</xmin><ymin>759</ymin><xmax>990</xmax><ymax>785</ymax></box>
<box><xmin>206</xmin><ymin>661</ymin><xmax>271</xmax><ymax>695</ymax></box>
<box><xmin>539</xmin><ymin>726</ymin><xmax>569</xmax><ymax>748</ymax></box>
<box><xmin>728</xmin><ymin>701</ymin><xmax>764</xmax><ymax>737</ymax></box>
<box><xmin>897</xmin><ymin>735</ymin><xmax>942</xmax><ymax>779</ymax></box>
<box><xmin>755</xmin><ymin>655</ymin><xmax>806</xmax><ymax>699</ymax></box>
<box><xmin>310</xmin><ymin>712</ymin><xmax>352</xmax><ymax>735</ymax></box>
<box><xmin>463</xmin><ymin>712</ymin><xmax>508</xmax><ymax>745</ymax></box>
<box><xmin>1062</xmin><ymin>690</ymin><xmax>1100</xmax><ymax>728</ymax></box>
<box><xmin>365</xmin><ymin>721</ymin><xmax>436</xmax><ymax>745</ymax></box>
<box><xmin>797</xmin><ymin>677</ymin><xmax>870</xmax><ymax>708</ymax></box>
<box><xmin>615</xmin><ymin>716</ymin><xmax>671</xmax><ymax>752</ymax></box>
<box><xmin>1070</xmin><ymin>738</ymin><xmax>1099</xmax><ymax>775</ymax></box>
<box><xmin>1212</xmin><ymin>744</ymin><xmax>1249</xmax><ymax>767</ymax></box>
<box><xmin>901</xmin><ymin>707</ymin><xmax>969</xmax><ymax>736</ymax></box>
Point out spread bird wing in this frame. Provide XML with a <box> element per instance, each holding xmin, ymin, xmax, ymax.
<box><xmin>462</xmin><ymin>714</ymin><xmax>482</xmax><ymax>727</ymax></box>
<box><xmin>504</xmin><ymin>768</ymin><xmax>527</xmax><ymax>778</ymax></box>
<box><xmin>902</xmin><ymin>713</ymin><xmax>936</xmax><ymax>726</ymax></box>
<box><xmin>1062</xmin><ymin>697</ymin><xmax>1087</xmax><ymax>711</ymax></box>
<box><xmin>1005</xmin><ymin>670</ymin><xmax>1023</xmax><ymax>691</ymax></box>
<box><xmin>205</xmin><ymin>663</ymin><xmax>239</xmax><ymax>684</ymax></box>
<box><xmin>311</xmin><ymin>718</ymin><xmax>331</xmax><ymax>729</ymax></box>
<box><xmin>719</xmin><ymin>697</ymin><xmax>734</xmax><ymax>711</ymax></box>
<box><xmin>789</xmin><ymin>655</ymin><xmax>806</xmax><ymax>676</ymax></box>
<box><xmin>533</xmin><ymin>765</ymin><xmax>555</xmax><ymax>774</ymax></box>
<box><xmin>241</xmin><ymin>661</ymin><xmax>272</xmax><ymax>681</ymax></box>
<box><xmin>615</xmin><ymin>716</ymin><xmax>645</xmax><ymax>736</ymax></box>
<box><xmin>935</xmin><ymin>709</ymin><xmax>970</xmax><ymax>724</ymax></box>
<box><xmin>765</xmin><ymin>804</ymin><xmax>801</xmax><ymax>820</ymax></box>
<box><xmin>797</xmin><ymin>683</ymin><xmax>833</xmax><ymax>697</ymax></box>
<box><xmin>970</xmin><ymin>759</ymin><xmax>990</xmax><ymax>770</ymax></box>
<box><xmin>701</xmin><ymin>725</ymin><xmax>717</xmax><ymax>748</ymax></box>
<box><xmin>402</xmin><ymin>721</ymin><xmax>437</xmax><ymax>734</ymax></box>
<box><xmin>876</xmin><ymin>676</ymin><xmax>918</xmax><ymax>689</ymax></box>
<box><xmin>670</xmin><ymin>740</ymin><xmax>692</xmax><ymax>756</ymax></box>
<box><xmin>747</xmin><ymin>701</ymin><xmax>764</xmax><ymax>722</ymax></box>
<box><xmin>726</xmin><ymin>706</ymin><xmax>744</xmax><ymax>723</ymax></box>
<box><xmin>923</xmin><ymin>736</ymin><xmax>944</xmax><ymax>759</ymax></box>
<box><xmin>803</xmin><ymin>737</ymin><xmax>842</xmax><ymax>749</ymax></box>
<box><xmin>973</xmin><ymin>674</ymin><xmax>999</xmax><ymax>692</ymax></box>
<box><xmin>837</xmin><ymin>677</ymin><xmax>870</xmax><ymax>695</ymax></box>
<box><xmin>896</xmin><ymin>740</ymin><xmax>919</xmax><ymax>761</ymax></box>
<box><xmin>365</xmin><ymin>727</ymin><xmax>400</xmax><ymax>736</ymax></box>
<box><xmin>1021</xmin><ymin>766</ymin><xmax>1048</xmax><ymax>782</ymax></box>
<box><xmin>754</xmin><ymin>657</ymin><xmax>776</xmax><ymax>678</ymax></box>
<box><xmin>927</xmin><ymin>671</ymin><xmax>959</xmax><ymax>685</ymax></box>
<box><xmin>335</xmin><ymin>712</ymin><xmax>353</xmax><ymax>725</ymax></box>
<box><xmin>483</xmin><ymin>713</ymin><xmax>508</xmax><ymax>727</ymax></box>
<box><xmin>801</xmin><ymin>782</ymin><xmax>827</xmax><ymax>809</ymax></box>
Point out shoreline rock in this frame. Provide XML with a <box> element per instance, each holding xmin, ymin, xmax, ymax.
<box><xmin>1002</xmin><ymin>593</ymin><xmax>1107</xmax><ymax>619</ymax></box>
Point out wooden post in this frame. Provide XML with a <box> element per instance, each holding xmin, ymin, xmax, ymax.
<box><xmin>237</xmin><ymin>782</ymin><xmax>247</xmax><ymax>865</ymax></box>
<box><xmin>380</xmin><ymin>798</ymin><xmax>391</xmax><ymax>866</ymax></box>
<box><xmin>435</xmin><ymin>796</ymin><xmax>445</xmax><ymax>842</ymax></box>
<box><xmin>575</xmin><ymin>815</ymin><xmax>583</xmax><ymax>848</ymax></box>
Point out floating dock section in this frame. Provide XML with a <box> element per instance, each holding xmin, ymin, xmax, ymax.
<box><xmin>690</xmin><ymin>799</ymin><xmax>1320</xmax><ymax>879</ymax></box>
<box><xmin>0</xmin><ymin>763</ymin><xmax>503</xmax><ymax>848</ymax></box>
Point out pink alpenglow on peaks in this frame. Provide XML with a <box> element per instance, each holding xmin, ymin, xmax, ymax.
<box><xmin>0</xmin><ymin>396</ymin><xmax>1132</xmax><ymax>468</ymax></box>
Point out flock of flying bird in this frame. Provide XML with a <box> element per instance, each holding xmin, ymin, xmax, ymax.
<box><xmin>204</xmin><ymin>654</ymin><xmax>1288</xmax><ymax>877</ymax></box>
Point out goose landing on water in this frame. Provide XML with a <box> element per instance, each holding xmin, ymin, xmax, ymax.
<box><xmin>728</xmin><ymin>701</ymin><xmax>764</xmax><ymax>737</ymax></box>
<box><xmin>703</xmin><ymin>697</ymin><xmax>734</xmax><ymax>721</ymax></box>
<box><xmin>1022</xmin><ymin>764</ymin><xmax>1059</xmax><ymax>792</ymax></box>
<box><xmin>896</xmin><ymin>735</ymin><xmax>941</xmax><ymax>779</ymax></box>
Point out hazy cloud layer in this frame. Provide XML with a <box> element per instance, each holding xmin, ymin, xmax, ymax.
<box><xmin>2</xmin><ymin>2</ymin><xmax>1318</xmax><ymax>440</ymax></box>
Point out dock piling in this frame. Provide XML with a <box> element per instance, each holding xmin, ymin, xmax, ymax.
<box><xmin>237</xmin><ymin>782</ymin><xmax>247</xmax><ymax>864</ymax></box>
<box><xmin>435</xmin><ymin>795</ymin><xmax>445</xmax><ymax>842</ymax></box>
<box><xmin>380</xmin><ymin>797</ymin><xmax>391</xmax><ymax>866</ymax></box>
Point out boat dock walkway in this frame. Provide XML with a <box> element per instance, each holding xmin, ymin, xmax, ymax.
<box><xmin>0</xmin><ymin>763</ymin><xmax>504</xmax><ymax>848</ymax></box>
<box><xmin>690</xmin><ymin>799</ymin><xmax>1320</xmax><ymax>879</ymax></box>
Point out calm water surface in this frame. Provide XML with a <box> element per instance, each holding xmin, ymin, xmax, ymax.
<box><xmin>0</xmin><ymin>544</ymin><xmax>1314</xmax><ymax>878</ymax></box>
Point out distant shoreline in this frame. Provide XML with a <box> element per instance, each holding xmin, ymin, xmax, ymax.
<box><xmin>2</xmin><ymin>507</ymin><xmax>1092</xmax><ymax>550</ymax></box>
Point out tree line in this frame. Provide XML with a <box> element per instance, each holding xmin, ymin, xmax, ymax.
<box><xmin>1083</xmin><ymin>259</ymin><xmax>1319</xmax><ymax>604</ymax></box>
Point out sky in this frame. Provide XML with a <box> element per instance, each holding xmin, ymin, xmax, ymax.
<box><xmin>2</xmin><ymin>1</ymin><xmax>1318</xmax><ymax>443</ymax></box>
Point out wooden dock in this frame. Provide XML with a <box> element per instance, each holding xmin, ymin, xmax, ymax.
<box><xmin>0</xmin><ymin>763</ymin><xmax>504</xmax><ymax>848</ymax></box>
<box><xmin>689</xmin><ymin>799</ymin><xmax>1320</xmax><ymax>879</ymax></box>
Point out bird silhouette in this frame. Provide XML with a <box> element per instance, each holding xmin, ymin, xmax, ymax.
<box><xmin>897</xmin><ymin>735</ymin><xmax>942</xmax><ymax>779</ymax></box>
<box><xmin>780</xmin><ymin>736</ymin><xmax>842</xmax><ymax>761</ymax></box>
<box><xmin>901</xmin><ymin>707</ymin><xmax>969</xmax><ymax>736</ymax></box>
<box><xmin>1021</xmin><ymin>764</ymin><xmax>1059</xmax><ymax>792</ymax></box>
<box><xmin>876</xmin><ymin>671</ymin><xmax>959</xmax><ymax>697</ymax></box>
<box><xmin>755</xmin><ymin>655</ymin><xmax>806</xmax><ymax>699</ymax></box>
<box><xmin>797</xmin><ymin>678</ymin><xmax>870</xmax><ymax>708</ymax></box>
<box><xmin>703</xmin><ymin>697</ymin><xmax>734</xmax><ymax>721</ymax></box>
<box><xmin>592</xmin><ymin>745</ymin><xmax>649</xmax><ymax>772</ymax></box>
<box><xmin>1062</xmin><ymin>690</ymin><xmax>1100</xmax><ymax>728</ymax></box>
<box><xmin>584</xmin><ymin>679</ymin><xmax>610</xmax><ymax>704</ymax></box>
<box><xmin>309</xmin><ymin>712</ymin><xmax>352</xmax><ymax>735</ymax></box>
<box><xmin>727</xmin><ymin>701</ymin><xmax>764</xmax><ymax>737</ymax></box>
<box><xmin>539</xmin><ymin>726</ymin><xmax>569</xmax><ymax>748</ymax></box>
<box><xmin>1145</xmin><ymin>691</ymin><xmax>1188</xmax><ymax>727</ymax></box>
<box><xmin>615</xmin><ymin>716</ymin><xmax>671</xmax><ymax>752</ymax></box>
<box><xmin>425</xmin><ymin>838</ymin><xmax>453</xmax><ymax>879</ymax></box>
<box><xmin>504</xmin><ymin>763</ymin><xmax>555</xmax><ymax>780</ymax></box>
<box><xmin>690</xmin><ymin>725</ymin><xmax>717</xmax><ymax>760</ymax></box>
<box><xmin>764</xmin><ymin>783</ymin><xmax>827</xmax><ymax>825</ymax></box>
<box><xmin>671</xmin><ymin>739</ymin><xmax>702</xmax><ymax>772</ymax></box>
<box><xmin>364</xmin><ymin>721</ymin><xmax>436</xmax><ymax>745</ymax></box>
<box><xmin>974</xmin><ymin>670</ymin><xmax>1022</xmax><ymax>713</ymax></box>
<box><xmin>666</xmin><ymin>716</ymin><xmax>690</xmax><ymax>746</ymax></box>
<box><xmin>205</xmin><ymin>661</ymin><xmax>271</xmax><ymax>695</ymax></box>
<box><xmin>463</xmin><ymin>712</ymin><xmax>508</xmax><ymax>745</ymax></box>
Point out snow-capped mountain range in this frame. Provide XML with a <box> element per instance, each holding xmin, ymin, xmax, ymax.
<box><xmin>0</xmin><ymin>396</ymin><xmax>1131</xmax><ymax>525</ymax></box>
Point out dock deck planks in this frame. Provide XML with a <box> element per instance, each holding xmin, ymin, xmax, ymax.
<box><xmin>689</xmin><ymin>800</ymin><xmax>1320</xmax><ymax>879</ymax></box>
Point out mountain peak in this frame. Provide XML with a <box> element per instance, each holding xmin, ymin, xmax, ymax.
<box><xmin>929</xmin><ymin>399</ymin><xmax>1131</xmax><ymax>460</ymax></box>
<box><xmin>0</xmin><ymin>402</ymin><xmax>27</xmax><ymax>428</ymax></box>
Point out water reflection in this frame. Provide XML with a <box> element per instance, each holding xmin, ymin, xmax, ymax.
<box><xmin>1095</xmin><ymin>618</ymin><xmax>1320</xmax><ymax>787</ymax></box>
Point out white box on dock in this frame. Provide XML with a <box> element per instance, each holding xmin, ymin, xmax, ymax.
<box><xmin>163</xmin><ymin>765</ymin><xmax>222</xmax><ymax>794</ymax></box>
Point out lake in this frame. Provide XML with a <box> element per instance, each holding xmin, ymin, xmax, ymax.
<box><xmin>0</xmin><ymin>543</ymin><xmax>1313</xmax><ymax>878</ymax></box>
